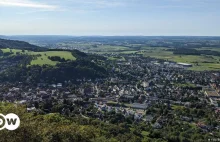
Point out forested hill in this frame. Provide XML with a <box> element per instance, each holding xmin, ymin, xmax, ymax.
<box><xmin>0</xmin><ymin>38</ymin><xmax>47</xmax><ymax>51</ymax></box>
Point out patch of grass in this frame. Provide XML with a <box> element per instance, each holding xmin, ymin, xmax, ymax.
<box><xmin>89</xmin><ymin>45</ymin><xmax>131</xmax><ymax>53</ymax></box>
<box><xmin>174</xmin><ymin>83</ymin><xmax>196</xmax><ymax>88</ymax></box>
<box><xmin>190</xmin><ymin>63</ymin><xmax>220</xmax><ymax>71</ymax></box>
<box><xmin>141</xmin><ymin>131</ymin><xmax>150</xmax><ymax>136</ymax></box>
<box><xmin>106</xmin><ymin>101</ymin><xmax>119</xmax><ymax>106</ymax></box>
<box><xmin>141</xmin><ymin>48</ymin><xmax>174</xmax><ymax>59</ymax></box>
<box><xmin>196</xmin><ymin>47</ymin><xmax>220</xmax><ymax>52</ymax></box>
<box><xmin>1</xmin><ymin>48</ymin><xmax>76</xmax><ymax>66</ymax></box>
<box><xmin>171</xmin><ymin>105</ymin><xmax>185</xmax><ymax>110</ymax></box>
<box><xmin>1</xmin><ymin>48</ymin><xmax>25</xmax><ymax>55</ymax></box>
<box><xmin>120</xmin><ymin>51</ymin><xmax>138</xmax><ymax>54</ymax></box>
<box><xmin>189</xmin><ymin>123</ymin><xmax>197</xmax><ymax>129</ymax></box>
<box><xmin>108</xmin><ymin>56</ymin><xmax>126</xmax><ymax>61</ymax></box>
<box><xmin>29</xmin><ymin>51</ymin><xmax>76</xmax><ymax>66</ymax></box>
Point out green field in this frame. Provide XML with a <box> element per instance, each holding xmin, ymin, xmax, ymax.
<box><xmin>108</xmin><ymin>56</ymin><xmax>126</xmax><ymax>61</ymax></box>
<box><xmin>196</xmin><ymin>47</ymin><xmax>220</xmax><ymax>52</ymax></box>
<box><xmin>87</xmin><ymin>45</ymin><xmax>132</xmax><ymax>53</ymax></box>
<box><xmin>138</xmin><ymin>47</ymin><xmax>220</xmax><ymax>71</ymax></box>
<box><xmin>93</xmin><ymin>46</ymin><xmax>220</xmax><ymax>71</ymax></box>
<box><xmin>1</xmin><ymin>48</ymin><xmax>76</xmax><ymax>66</ymax></box>
<box><xmin>88</xmin><ymin>45</ymin><xmax>220</xmax><ymax>71</ymax></box>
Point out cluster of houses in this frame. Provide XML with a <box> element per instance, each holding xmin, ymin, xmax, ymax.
<box><xmin>0</xmin><ymin>54</ymin><xmax>220</xmax><ymax>131</ymax></box>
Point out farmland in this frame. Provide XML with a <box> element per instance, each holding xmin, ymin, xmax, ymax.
<box><xmin>86</xmin><ymin>45</ymin><xmax>131</xmax><ymax>53</ymax></box>
<box><xmin>1</xmin><ymin>45</ymin><xmax>220</xmax><ymax>71</ymax></box>
<box><xmin>139</xmin><ymin>47</ymin><xmax>220</xmax><ymax>71</ymax></box>
<box><xmin>90</xmin><ymin>45</ymin><xmax>220</xmax><ymax>71</ymax></box>
<box><xmin>1</xmin><ymin>48</ymin><xmax>76</xmax><ymax>66</ymax></box>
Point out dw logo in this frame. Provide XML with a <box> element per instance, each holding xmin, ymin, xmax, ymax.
<box><xmin>0</xmin><ymin>113</ymin><xmax>20</xmax><ymax>130</ymax></box>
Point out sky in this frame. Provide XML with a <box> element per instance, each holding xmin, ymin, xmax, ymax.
<box><xmin>0</xmin><ymin>0</ymin><xmax>220</xmax><ymax>36</ymax></box>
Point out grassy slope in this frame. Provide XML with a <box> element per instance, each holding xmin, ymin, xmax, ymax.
<box><xmin>1</xmin><ymin>48</ymin><xmax>76</xmax><ymax>66</ymax></box>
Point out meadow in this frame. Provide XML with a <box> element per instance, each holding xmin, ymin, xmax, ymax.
<box><xmin>1</xmin><ymin>48</ymin><xmax>76</xmax><ymax>66</ymax></box>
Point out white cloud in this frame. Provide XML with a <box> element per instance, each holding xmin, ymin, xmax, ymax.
<box><xmin>65</xmin><ymin>0</ymin><xmax>136</xmax><ymax>8</ymax></box>
<box><xmin>0</xmin><ymin>0</ymin><xmax>131</xmax><ymax>14</ymax></box>
<box><xmin>0</xmin><ymin>0</ymin><xmax>57</xmax><ymax>10</ymax></box>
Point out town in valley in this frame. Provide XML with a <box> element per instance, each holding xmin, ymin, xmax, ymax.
<box><xmin>0</xmin><ymin>36</ymin><xmax>219</xmax><ymax>141</ymax></box>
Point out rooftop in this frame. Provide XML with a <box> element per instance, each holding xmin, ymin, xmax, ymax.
<box><xmin>177</xmin><ymin>63</ymin><xmax>192</xmax><ymax>66</ymax></box>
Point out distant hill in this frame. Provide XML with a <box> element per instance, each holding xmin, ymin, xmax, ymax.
<box><xmin>0</xmin><ymin>38</ymin><xmax>47</xmax><ymax>51</ymax></box>
<box><xmin>0</xmin><ymin>35</ymin><xmax>7</xmax><ymax>39</ymax></box>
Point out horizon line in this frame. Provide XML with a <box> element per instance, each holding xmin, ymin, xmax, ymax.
<box><xmin>1</xmin><ymin>35</ymin><xmax>220</xmax><ymax>37</ymax></box>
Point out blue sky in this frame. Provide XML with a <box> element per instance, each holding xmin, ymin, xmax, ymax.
<box><xmin>0</xmin><ymin>0</ymin><xmax>219</xmax><ymax>35</ymax></box>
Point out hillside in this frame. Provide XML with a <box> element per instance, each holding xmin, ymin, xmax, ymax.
<box><xmin>0</xmin><ymin>38</ymin><xmax>47</xmax><ymax>51</ymax></box>
<box><xmin>0</xmin><ymin>58</ymin><xmax>108</xmax><ymax>83</ymax></box>
<box><xmin>0</xmin><ymin>41</ymin><xmax>108</xmax><ymax>83</ymax></box>
<box><xmin>0</xmin><ymin>38</ymin><xmax>84</xmax><ymax>66</ymax></box>
<box><xmin>0</xmin><ymin>103</ymin><xmax>143</xmax><ymax>142</ymax></box>
<box><xmin>1</xmin><ymin>48</ymin><xmax>77</xmax><ymax>66</ymax></box>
